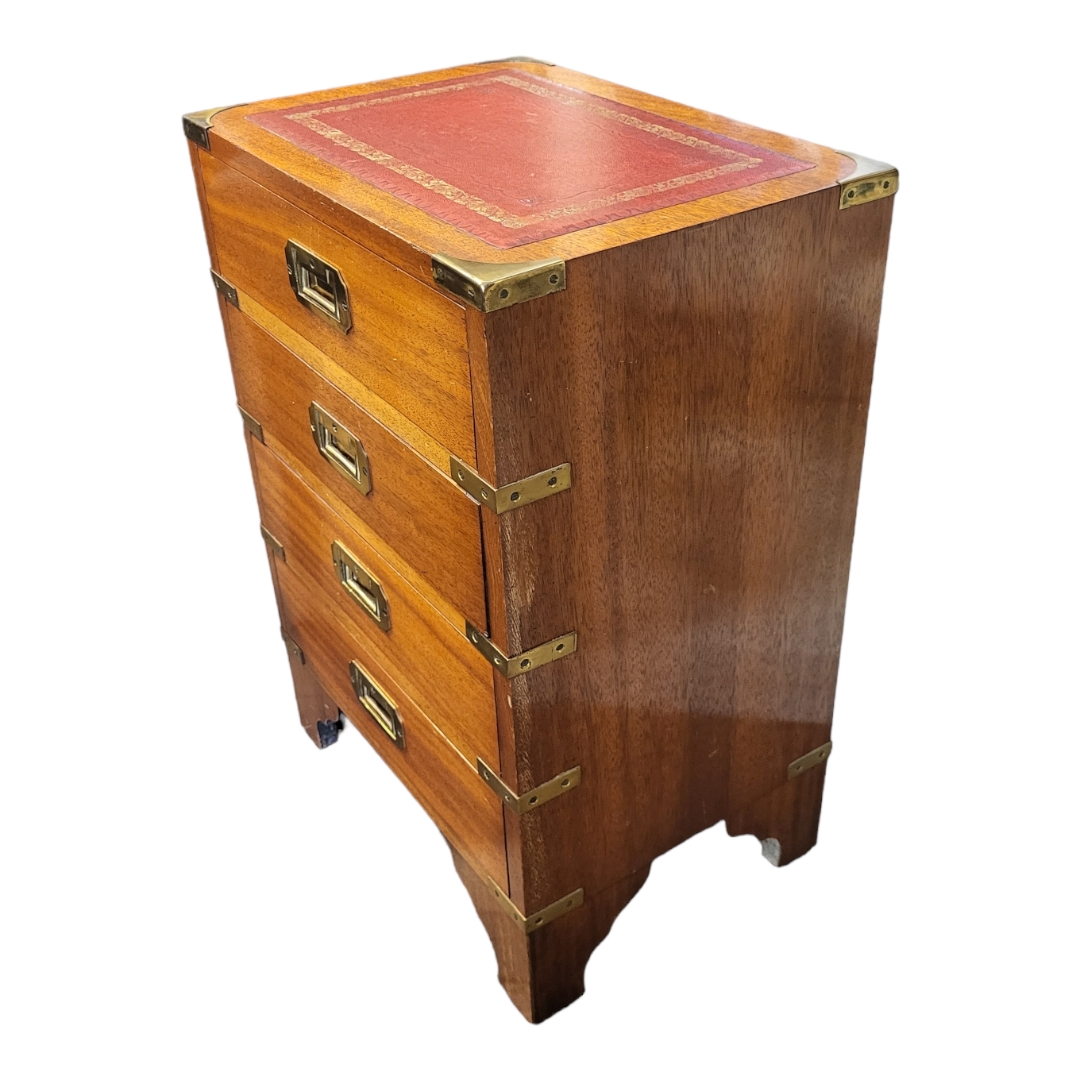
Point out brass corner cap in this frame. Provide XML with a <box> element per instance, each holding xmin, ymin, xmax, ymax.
<box><xmin>431</xmin><ymin>254</ymin><xmax>566</xmax><ymax>311</ymax></box>
<box><xmin>182</xmin><ymin>104</ymin><xmax>244</xmax><ymax>151</ymax></box>
<box><xmin>836</xmin><ymin>151</ymin><xmax>899</xmax><ymax>209</ymax></box>
<box><xmin>478</xmin><ymin>55</ymin><xmax>556</xmax><ymax>66</ymax></box>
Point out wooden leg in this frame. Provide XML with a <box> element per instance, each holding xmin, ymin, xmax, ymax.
<box><xmin>281</xmin><ymin>633</ymin><xmax>343</xmax><ymax>749</ymax></box>
<box><xmin>725</xmin><ymin>764</ymin><xmax>827</xmax><ymax>866</ymax></box>
<box><xmin>450</xmin><ymin>846</ymin><xmax>650</xmax><ymax>1023</ymax></box>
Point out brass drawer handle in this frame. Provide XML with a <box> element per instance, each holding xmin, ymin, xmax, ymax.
<box><xmin>349</xmin><ymin>661</ymin><xmax>404</xmax><ymax>748</ymax></box>
<box><xmin>285</xmin><ymin>240</ymin><xmax>351</xmax><ymax>333</ymax></box>
<box><xmin>331</xmin><ymin>541</ymin><xmax>390</xmax><ymax>631</ymax></box>
<box><xmin>309</xmin><ymin>402</ymin><xmax>371</xmax><ymax>495</ymax></box>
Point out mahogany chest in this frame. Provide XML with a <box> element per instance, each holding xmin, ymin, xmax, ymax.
<box><xmin>184</xmin><ymin>59</ymin><xmax>896</xmax><ymax>1022</ymax></box>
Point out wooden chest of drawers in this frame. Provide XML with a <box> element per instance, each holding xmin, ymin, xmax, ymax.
<box><xmin>185</xmin><ymin>59</ymin><xmax>896</xmax><ymax>1022</ymax></box>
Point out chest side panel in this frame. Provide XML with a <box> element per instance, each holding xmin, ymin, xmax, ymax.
<box><xmin>481</xmin><ymin>187</ymin><xmax>894</xmax><ymax>908</ymax></box>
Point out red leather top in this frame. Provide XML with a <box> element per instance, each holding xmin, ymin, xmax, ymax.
<box><xmin>250</xmin><ymin>70</ymin><xmax>813</xmax><ymax>249</ymax></box>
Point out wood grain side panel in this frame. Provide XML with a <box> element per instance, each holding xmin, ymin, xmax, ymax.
<box><xmin>223</xmin><ymin>305</ymin><xmax>486</xmax><ymax>629</ymax></box>
<box><xmin>200</xmin><ymin>152</ymin><xmax>476</xmax><ymax>463</ymax></box>
<box><xmin>251</xmin><ymin>439</ymin><xmax>499</xmax><ymax>768</ymax></box>
<box><xmin>276</xmin><ymin>556</ymin><xmax>508</xmax><ymax>892</ymax></box>
<box><xmin>483</xmin><ymin>188</ymin><xmax>893</xmax><ymax>908</ymax></box>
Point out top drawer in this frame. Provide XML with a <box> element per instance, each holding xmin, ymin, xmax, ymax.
<box><xmin>200</xmin><ymin>152</ymin><xmax>476</xmax><ymax>464</ymax></box>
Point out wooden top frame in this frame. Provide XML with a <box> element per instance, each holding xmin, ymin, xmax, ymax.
<box><xmin>201</xmin><ymin>60</ymin><xmax>858</xmax><ymax>274</ymax></box>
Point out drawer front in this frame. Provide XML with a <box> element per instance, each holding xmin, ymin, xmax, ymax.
<box><xmin>252</xmin><ymin>438</ymin><xmax>499</xmax><ymax>768</ymax></box>
<box><xmin>225</xmin><ymin>305</ymin><xmax>486</xmax><ymax>630</ymax></box>
<box><xmin>201</xmin><ymin>152</ymin><xmax>476</xmax><ymax>464</ymax></box>
<box><xmin>275</xmin><ymin>555</ymin><xmax>508</xmax><ymax>892</ymax></box>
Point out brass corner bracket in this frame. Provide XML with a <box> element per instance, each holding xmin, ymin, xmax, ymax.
<box><xmin>281</xmin><ymin>630</ymin><xmax>304</xmax><ymax>663</ymax></box>
<box><xmin>431</xmin><ymin>254</ymin><xmax>565</xmax><ymax>311</ymax></box>
<box><xmin>477</xmin><ymin>759</ymin><xmax>581</xmax><ymax>814</ymax></box>
<box><xmin>837</xmin><ymin>152</ymin><xmax>899</xmax><ymax>209</ymax></box>
<box><xmin>260</xmin><ymin>524</ymin><xmax>285</xmax><ymax>561</ymax></box>
<box><xmin>787</xmin><ymin>740</ymin><xmax>833</xmax><ymax>779</ymax></box>
<box><xmin>488</xmin><ymin>878</ymin><xmax>584</xmax><ymax>934</ymax></box>
<box><xmin>182</xmin><ymin>105</ymin><xmax>243</xmax><ymax>151</ymax></box>
<box><xmin>478</xmin><ymin>55</ymin><xmax>556</xmax><ymax>66</ymax></box>
<box><xmin>238</xmin><ymin>406</ymin><xmax>264</xmax><ymax>443</ymax></box>
<box><xmin>210</xmin><ymin>270</ymin><xmax>239</xmax><ymax>308</ymax></box>
<box><xmin>465</xmin><ymin>622</ymin><xmax>577</xmax><ymax>679</ymax></box>
<box><xmin>450</xmin><ymin>457</ymin><xmax>571</xmax><ymax>514</ymax></box>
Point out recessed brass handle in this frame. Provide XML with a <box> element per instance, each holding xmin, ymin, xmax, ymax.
<box><xmin>285</xmin><ymin>240</ymin><xmax>352</xmax><ymax>333</ymax></box>
<box><xmin>349</xmin><ymin>660</ymin><xmax>404</xmax><ymax>748</ymax></box>
<box><xmin>309</xmin><ymin>402</ymin><xmax>371</xmax><ymax>495</ymax></box>
<box><xmin>331</xmin><ymin>541</ymin><xmax>390</xmax><ymax>631</ymax></box>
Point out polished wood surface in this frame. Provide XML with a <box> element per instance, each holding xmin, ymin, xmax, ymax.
<box><xmin>275</xmin><ymin>554</ymin><xmax>509</xmax><ymax>891</ymax></box>
<box><xmin>234</xmin><ymin>288</ymin><xmax>456</xmax><ymax>474</ymax></box>
<box><xmin>450</xmin><ymin>845</ymin><xmax>650</xmax><ymax>1023</ymax></box>
<box><xmin>208</xmin><ymin>61</ymin><xmax>857</xmax><ymax>280</ymax></box>
<box><xmin>251</xmin><ymin>438</ymin><xmax>498</xmax><ymax>768</ymax></box>
<box><xmin>200</xmin><ymin>150</ymin><xmax>476</xmax><ymax>462</ymax></box>
<box><xmin>187</xmin><ymin>63</ymin><xmax>895</xmax><ymax>1022</ymax></box>
<box><xmin>224</xmin><ymin>304</ymin><xmax>486</xmax><ymax>628</ymax></box>
<box><xmin>280</xmin><ymin>622</ymin><xmax>341</xmax><ymax>749</ymax></box>
<box><xmin>478</xmin><ymin>186</ymin><xmax>893</xmax><ymax>912</ymax></box>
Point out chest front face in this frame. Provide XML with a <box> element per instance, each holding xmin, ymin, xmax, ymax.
<box><xmin>185</xmin><ymin>59</ymin><xmax>896</xmax><ymax>1023</ymax></box>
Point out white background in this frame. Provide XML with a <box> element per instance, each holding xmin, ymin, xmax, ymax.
<box><xmin>1</xmin><ymin>1</ymin><xmax>1076</xmax><ymax>1076</ymax></box>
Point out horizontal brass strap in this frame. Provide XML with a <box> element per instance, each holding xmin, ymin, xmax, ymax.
<box><xmin>450</xmin><ymin>456</ymin><xmax>571</xmax><ymax>514</ymax></box>
<box><xmin>787</xmin><ymin>741</ymin><xmax>833</xmax><ymax>779</ymax></box>
<box><xmin>465</xmin><ymin>622</ymin><xmax>576</xmax><ymax>679</ymax></box>
<box><xmin>488</xmin><ymin>878</ymin><xmax>584</xmax><ymax>934</ymax></box>
<box><xmin>260</xmin><ymin>524</ymin><xmax>285</xmax><ymax>561</ymax></box>
<box><xmin>477</xmin><ymin>759</ymin><xmax>581</xmax><ymax>814</ymax></box>
<box><xmin>238</xmin><ymin>405</ymin><xmax>264</xmax><ymax>443</ymax></box>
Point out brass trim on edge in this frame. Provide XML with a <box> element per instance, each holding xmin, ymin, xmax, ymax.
<box><xmin>210</xmin><ymin>270</ymin><xmax>239</xmax><ymax>308</ymax></box>
<box><xmin>787</xmin><ymin>741</ymin><xmax>833</xmax><ymax>779</ymax></box>
<box><xmin>478</xmin><ymin>55</ymin><xmax>556</xmax><ymax>66</ymax></box>
<box><xmin>260</xmin><ymin>525</ymin><xmax>285</xmax><ymax>561</ymax></box>
<box><xmin>488</xmin><ymin>878</ymin><xmax>584</xmax><ymax>934</ymax></box>
<box><xmin>477</xmin><ymin>759</ymin><xmax>582</xmax><ymax>814</ymax></box>
<box><xmin>465</xmin><ymin>622</ymin><xmax>577</xmax><ymax>679</ymax></box>
<box><xmin>837</xmin><ymin>152</ymin><xmax>899</xmax><ymax>209</ymax></box>
<box><xmin>238</xmin><ymin>406</ymin><xmax>264</xmax><ymax>443</ymax></box>
<box><xmin>450</xmin><ymin>456</ymin><xmax>571</xmax><ymax>513</ymax></box>
<box><xmin>183</xmin><ymin>105</ymin><xmax>244</xmax><ymax>151</ymax></box>
<box><xmin>431</xmin><ymin>254</ymin><xmax>566</xmax><ymax>311</ymax></box>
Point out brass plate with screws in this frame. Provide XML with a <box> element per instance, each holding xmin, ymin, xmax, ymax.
<box><xmin>260</xmin><ymin>525</ymin><xmax>285</xmax><ymax>561</ymax></box>
<box><xmin>787</xmin><ymin>741</ymin><xmax>833</xmax><ymax>779</ymax></box>
<box><xmin>182</xmin><ymin>105</ymin><xmax>243</xmax><ymax>151</ymax></box>
<box><xmin>477</xmin><ymin>759</ymin><xmax>581</xmax><ymax>814</ymax></box>
<box><xmin>488</xmin><ymin>878</ymin><xmax>584</xmax><ymax>934</ymax></box>
<box><xmin>465</xmin><ymin>622</ymin><xmax>577</xmax><ymax>679</ymax></box>
<box><xmin>450</xmin><ymin>457</ymin><xmax>570</xmax><ymax>514</ymax></box>
<box><xmin>238</xmin><ymin>406</ymin><xmax>264</xmax><ymax>443</ymax></box>
<box><xmin>431</xmin><ymin>254</ymin><xmax>565</xmax><ymax>311</ymax></box>
<box><xmin>281</xmin><ymin>632</ymin><xmax>305</xmax><ymax>663</ymax></box>
<box><xmin>210</xmin><ymin>270</ymin><xmax>239</xmax><ymax>308</ymax></box>
<box><xmin>838</xmin><ymin>152</ymin><xmax>899</xmax><ymax>209</ymax></box>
